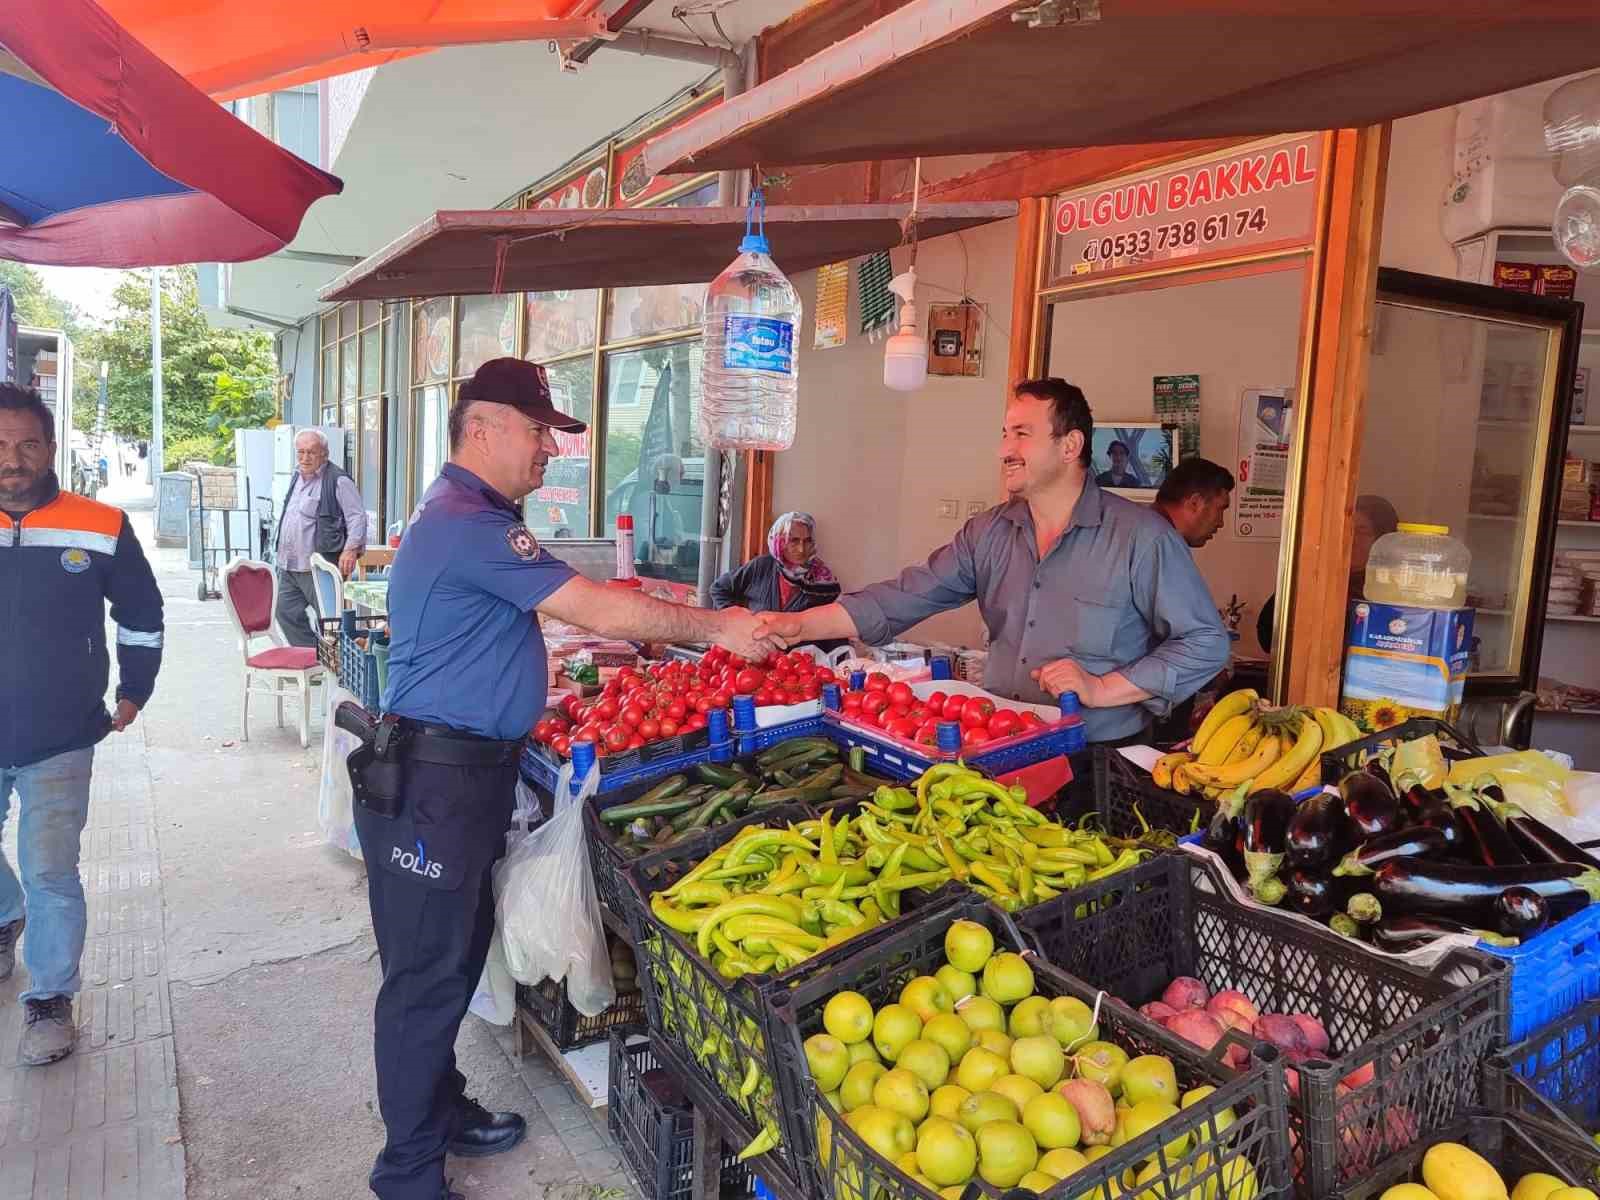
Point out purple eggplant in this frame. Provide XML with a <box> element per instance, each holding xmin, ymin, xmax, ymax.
<box><xmin>1494</xmin><ymin>887</ymin><xmax>1549</xmax><ymax>939</ymax></box>
<box><xmin>1333</xmin><ymin>827</ymin><xmax>1452</xmax><ymax>877</ymax></box>
<box><xmin>1447</xmin><ymin>784</ymin><xmax>1525</xmax><ymax>868</ymax></box>
<box><xmin>1286</xmin><ymin>791</ymin><xmax>1355</xmax><ymax>869</ymax></box>
<box><xmin>1372</xmin><ymin>858</ymin><xmax>1600</xmax><ymax>925</ymax></box>
<box><xmin>1479</xmin><ymin>787</ymin><xmax>1600</xmax><ymax>871</ymax></box>
<box><xmin>1243</xmin><ymin>788</ymin><xmax>1297</xmax><ymax>901</ymax></box>
<box><xmin>1340</xmin><ymin>771</ymin><xmax>1400</xmax><ymax>839</ymax></box>
<box><xmin>1371</xmin><ymin>915</ymin><xmax>1516</xmax><ymax>953</ymax></box>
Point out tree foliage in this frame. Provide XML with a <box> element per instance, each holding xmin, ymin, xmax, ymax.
<box><xmin>80</xmin><ymin>268</ymin><xmax>276</xmax><ymax>463</ymax></box>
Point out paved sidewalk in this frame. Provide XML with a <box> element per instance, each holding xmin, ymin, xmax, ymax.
<box><xmin>0</xmin><ymin>723</ymin><xmax>186</xmax><ymax>1199</ymax></box>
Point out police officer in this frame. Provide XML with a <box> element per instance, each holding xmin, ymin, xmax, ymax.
<box><xmin>355</xmin><ymin>358</ymin><xmax>773</xmax><ymax>1200</ymax></box>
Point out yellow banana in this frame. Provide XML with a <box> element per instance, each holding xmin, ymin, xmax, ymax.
<box><xmin>1223</xmin><ymin>723</ymin><xmax>1265</xmax><ymax>766</ymax></box>
<box><xmin>1171</xmin><ymin>764</ymin><xmax>1195</xmax><ymax>796</ymax></box>
<box><xmin>1152</xmin><ymin>751</ymin><xmax>1194</xmax><ymax>790</ymax></box>
<box><xmin>1198</xmin><ymin>715</ymin><xmax>1255</xmax><ymax>767</ymax></box>
<box><xmin>1191</xmin><ymin>689</ymin><xmax>1258</xmax><ymax>757</ymax></box>
<box><xmin>1188</xmin><ymin>734</ymin><xmax>1281</xmax><ymax>787</ymax></box>
<box><xmin>1291</xmin><ymin>758</ymin><xmax>1323</xmax><ymax>793</ymax></box>
<box><xmin>1251</xmin><ymin>712</ymin><xmax>1325</xmax><ymax>792</ymax></box>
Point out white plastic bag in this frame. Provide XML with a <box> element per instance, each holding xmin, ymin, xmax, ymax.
<box><xmin>317</xmin><ymin>684</ymin><xmax>363</xmax><ymax>860</ymax></box>
<box><xmin>494</xmin><ymin>760</ymin><xmax>615</xmax><ymax>1016</ymax></box>
<box><xmin>468</xmin><ymin>929</ymin><xmax>517</xmax><ymax>1025</ymax></box>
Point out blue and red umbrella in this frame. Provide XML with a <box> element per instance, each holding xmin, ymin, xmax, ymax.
<box><xmin>0</xmin><ymin>0</ymin><xmax>342</xmax><ymax>267</ymax></box>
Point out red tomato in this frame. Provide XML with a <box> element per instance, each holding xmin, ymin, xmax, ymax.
<box><xmin>962</xmin><ymin>725</ymin><xmax>990</xmax><ymax>748</ymax></box>
<box><xmin>711</xmin><ymin>689</ymin><xmax>733</xmax><ymax>709</ymax></box>
<box><xmin>915</xmin><ymin>720</ymin><xmax>940</xmax><ymax>746</ymax></box>
<box><xmin>570</xmin><ymin>728</ymin><xmax>598</xmax><ymax>744</ymax></box>
<box><xmin>560</xmin><ymin>694</ymin><xmax>582</xmax><ymax>720</ymax></box>
<box><xmin>727</xmin><ymin>655</ymin><xmax>747</xmax><ymax>671</ymax></box>
<box><xmin>683</xmin><ymin>712</ymin><xmax>707</xmax><ymax>731</ymax></box>
<box><xmin>619</xmin><ymin>706</ymin><xmax>644</xmax><ymax>728</ymax></box>
<box><xmin>752</xmin><ymin>688</ymin><xmax>776</xmax><ymax>706</ymax></box>
<box><xmin>638</xmin><ymin>718</ymin><xmax>661</xmax><ymax>740</ymax></box>
<box><xmin>594</xmin><ymin>698</ymin><xmax>619</xmax><ymax>721</ymax></box>
<box><xmin>842</xmin><ymin>692</ymin><xmax>864</xmax><ymax>713</ymax></box>
<box><xmin>665</xmin><ymin>699</ymin><xmax>688</xmax><ymax>721</ymax></box>
<box><xmin>886</xmin><ymin>717</ymin><xmax>918</xmax><ymax>739</ymax></box>
<box><xmin>963</xmin><ymin>696</ymin><xmax>997</xmax><ymax>723</ymax></box>
<box><xmin>800</xmin><ymin>680</ymin><xmax>822</xmax><ymax>700</ymax></box>
<box><xmin>533</xmin><ymin>719</ymin><xmax>553</xmax><ymax>742</ymax></box>
<box><xmin>861</xmin><ymin>693</ymin><xmax>890</xmax><ymax>717</ymax></box>
<box><xmin>865</xmin><ymin>672</ymin><xmax>891</xmax><ymax>693</ymax></box>
<box><xmin>889</xmin><ymin>703</ymin><xmax>912</xmax><ymax>720</ymax></box>
<box><xmin>552</xmin><ymin>734</ymin><xmax>571</xmax><ymax>756</ymax></box>
<box><xmin>626</xmin><ymin>734</ymin><xmax>646</xmax><ymax>749</ymax></box>
<box><xmin>734</xmin><ymin>668</ymin><xmax>766</xmax><ymax>695</ymax></box>
<box><xmin>693</xmin><ymin>696</ymin><xmax>714</xmax><ymax>715</ymax></box>
<box><xmin>887</xmin><ymin>682</ymin><xmax>915</xmax><ymax>708</ymax></box>
<box><xmin>987</xmin><ymin>710</ymin><xmax>1022</xmax><ymax>739</ymax></box>
<box><xmin>924</xmin><ymin>691</ymin><xmax>948</xmax><ymax>714</ymax></box>
<box><xmin>658</xmin><ymin>717</ymin><xmax>679</xmax><ymax>737</ymax></box>
<box><xmin>1018</xmin><ymin>710</ymin><xmax>1046</xmax><ymax>729</ymax></box>
<box><xmin>604</xmin><ymin>727</ymin><xmax>629</xmax><ymax>751</ymax></box>
<box><xmin>941</xmin><ymin>695</ymin><xmax>967</xmax><ymax>721</ymax></box>
<box><xmin>858</xmin><ymin>710</ymin><xmax>882</xmax><ymax>729</ymax></box>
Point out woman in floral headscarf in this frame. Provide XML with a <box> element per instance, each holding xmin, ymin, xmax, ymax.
<box><xmin>710</xmin><ymin>512</ymin><xmax>842</xmax><ymax>630</ymax></box>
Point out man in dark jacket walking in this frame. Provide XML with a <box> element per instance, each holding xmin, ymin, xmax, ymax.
<box><xmin>0</xmin><ymin>384</ymin><xmax>164</xmax><ymax>1065</ymax></box>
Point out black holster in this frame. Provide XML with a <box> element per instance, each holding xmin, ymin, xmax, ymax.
<box><xmin>340</xmin><ymin>704</ymin><xmax>404</xmax><ymax>819</ymax></box>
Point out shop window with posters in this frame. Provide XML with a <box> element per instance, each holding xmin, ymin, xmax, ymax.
<box><xmin>319</xmin><ymin>300</ymin><xmax>390</xmax><ymax>525</ymax></box>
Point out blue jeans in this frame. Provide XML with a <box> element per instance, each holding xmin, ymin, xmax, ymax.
<box><xmin>0</xmin><ymin>746</ymin><xmax>94</xmax><ymax>1001</ymax></box>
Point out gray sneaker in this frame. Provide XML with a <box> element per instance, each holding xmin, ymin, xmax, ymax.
<box><xmin>0</xmin><ymin>917</ymin><xmax>20</xmax><ymax>981</ymax></box>
<box><xmin>20</xmin><ymin>996</ymin><xmax>76</xmax><ymax>1066</ymax></box>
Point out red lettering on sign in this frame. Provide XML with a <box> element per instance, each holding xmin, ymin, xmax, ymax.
<box><xmin>1053</xmin><ymin>200</ymin><xmax>1074</xmax><ymax>235</ymax></box>
<box><xmin>1188</xmin><ymin>168</ymin><xmax>1213</xmax><ymax>207</ymax></box>
<box><xmin>1294</xmin><ymin>143</ymin><xmax>1317</xmax><ymax>183</ymax></box>
<box><xmin>1091</xmin><ymin>191</ymin><xmax>1114</xmax><ymax>224</ymax></box>
<box><xmin>1264</xmin><ymin>149</ymin><xmax>1293</xmax><ymax>190</ymax></box>
<box><xmin>553</xmin><ymin>430</ymin><xmax>588</xmax><ymax>457</ymax></box>
<box><xmin>1239</xmin><ymin>155</ymin><xmax>1267</xmax><ymax>194</ymax></box>
<box><xmin>1214</xmin><ymin>160</ymin><xmax>1241</xmax><ymax>202</ymax></box>
<box><xmin>1137</xmin><ymin>180</ymin><xmax>1160</xmax><ymax>219</ymax></box>
<box><xmin>1166</xmin><ymin>172</ymin><xmax>1190</xmax><ymax>211</ymax></box>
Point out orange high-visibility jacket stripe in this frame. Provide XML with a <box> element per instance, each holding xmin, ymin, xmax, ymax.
<box><xmin>0</xmin><ymin>492</ymin><xmax>124</xmax><ymax>555</ymax></box>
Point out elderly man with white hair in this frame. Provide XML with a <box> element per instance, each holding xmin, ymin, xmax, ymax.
<box><xmin>274</xmin><ymin>428</ymin><xmax>367</xmax><ymax>646</ymax></box>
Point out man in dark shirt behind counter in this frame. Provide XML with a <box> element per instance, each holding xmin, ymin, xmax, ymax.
<box><xmin>757</xmin><ymin>378</ymin><xmax>1229</xmax><ymax>788</ymax></box>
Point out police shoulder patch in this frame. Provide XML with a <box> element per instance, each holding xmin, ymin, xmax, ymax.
<box><xmin>505</xmin><ymin>524</ymin><xmax>540</xmax><ymax>560</ymax></box>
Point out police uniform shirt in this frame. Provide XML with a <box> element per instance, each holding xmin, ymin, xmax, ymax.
<box><xmin>383</xmin><ymin>464</ymin><xmax>576</xmax><ymax>740</ymax></box>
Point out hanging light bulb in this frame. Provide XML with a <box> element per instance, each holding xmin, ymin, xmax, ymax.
<box><xmin>883</xmin><ymin>267</ymin><xmax>926</xmax><ymax>392</ymax></box>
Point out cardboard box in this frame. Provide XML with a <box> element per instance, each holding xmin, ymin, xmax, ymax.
<box><xmin>1566</xmin><ymin>457</ymin><xmax>1593</xmax><ymax>485</ymax></box>
<box><xmin>1493</xmin><ymin>261</ymin><xmax>1538</xmax><ymax>293</ymax></box>
<box><xmin>1539</xmin><ymin>264</ymin><xmax>1579</xmax><ymax>299</ymax></box>
<box><xmin>1341</xmin><ymin>602</ymin><xmax>1474</xmax><ymax>732</ymax></box>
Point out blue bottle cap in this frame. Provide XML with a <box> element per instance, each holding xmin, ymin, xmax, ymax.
<box><xmin>738</xmin><ymin>232</ymin><xmax>771</xmax><ymax>255</ymax></box>
<box><xmin>570</xmin><ymin>738</ymin><xmax>597</xmax><ymax>776</ymax></box>
<box><xmin>849</xmin><ymin>671</ymin><xmax>866</xmax><ymax>691</ymax></box>
<box><xmin>936</xmin><ymin>721</ymin><xmax>963</xmax><ymax>753</ymax></box>
<box><xmin>931</xmin><ymin>655</ymin><xmax>952</xmax><ymax>681</ymax></box>
<box><xmin>1058</xmin><ymin>691</ymin><xmax>1081</xmax><ymax>717</ymax></box>
<box><xmin>821</xmin><ymin>683</ymin><xmax>842</xmax><ymax>711</ymax></box>
<box><xmin>732</xmin><ymin>694</ymin><xmax>758</xmax><ymax>731</ymax></box>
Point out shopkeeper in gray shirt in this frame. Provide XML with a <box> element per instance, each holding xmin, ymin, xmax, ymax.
<box><xmin>273</xmin><ymin>428</ymin><xmax>367</xmax><ymax>647</ymax></box>
<box><xmin>758</xmin><ymin>378</ymin><xmax>1229</xmax><ymax>752</ymax></box>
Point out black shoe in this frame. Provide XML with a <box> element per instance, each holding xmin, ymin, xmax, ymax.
<box><xmin>0</xmin><ymin>917</ymin><xmax>22</xmax><ymax>982</ymax></box>
<box><xmin>20</xmin><ymin>995</ymin><xmax>76</xmax><ymax>1066</ymax></box>
<box><xmin>447</xmin><ymin>1098</ymin><xmax>526</xmax><ymax>1159</ymax></box>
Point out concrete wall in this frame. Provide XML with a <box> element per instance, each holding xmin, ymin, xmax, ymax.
<box><xmin>774</xmin><ymin>217</ymin><xmax>1020</xmax><ymax>648</ymax></box>
<box><xmin>1379</xmin><ymin>109</ymin><xmax>1459</xmax><ymax>278</ymax></box>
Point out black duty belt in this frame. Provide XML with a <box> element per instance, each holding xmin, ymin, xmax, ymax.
<box><xmin>395</xmin><ymin>718</ymin><xmax>523</xmax><ymax>768</ymax></box>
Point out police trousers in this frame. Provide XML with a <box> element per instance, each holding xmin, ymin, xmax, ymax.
<box><xmin>353</xmin><ymin>755</ymin><xmax>517</xmax><ymax>1200</ymax></box>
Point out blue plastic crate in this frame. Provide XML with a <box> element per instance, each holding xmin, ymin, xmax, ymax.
<box><xmin>1500</xmin><ymin>997</ymin><xmax>1600</xmax><ymax>1140</ymax></box>
<box><xmin>519</xmin><ymin>739</ymin><xmax>712</xmax><ymax>797</ymax></box>
<box><xmin>339</xmin><ymin>629</ymin><xmax>381</xmax><ymax>710</ymax></box>
<box><xmin>1479</xmin><ymin>901</ymin><xmax>1600</xmax><ymax>1041</ymax></box>
<box><xmin>823</xmin><ymin>711</ymin><xmax>1085</xmax><ymax>779</ymax></box>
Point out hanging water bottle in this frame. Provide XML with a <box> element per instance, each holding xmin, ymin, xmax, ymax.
<box><xmin>700</xmin><ymin>189</ymin><xmax>801</xmax><ymax>451</ymax></box>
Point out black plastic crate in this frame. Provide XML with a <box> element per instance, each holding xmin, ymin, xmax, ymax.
<box><xmin>1332</xmin><ymin>1114</ymin><xmax>1600</xmax><ymax>1200</ymax></box>
<box><xmin>1094</xmin><ymin>745</ymin><xmax>1213</xmax><ymax>840</ymax></box>
<box><xmin>1016</xmin><ymin>853</ymin><xmax>1510</xmax><ymax>1197</ymax></box>
<box><xmin>607</xmin><ymin>1034</ymin><xmax>757</xmax><ymax>1200</ymax></box>
<box><xmin>766</xmin><ymin>895</ymin><xmax>1292</xmax><ymax>1200</ymax></box>
<box><xmin>1317</xmin><ymin>716</ymin><xmax>1485</xmax><ymax>785</ymax></box>
<box><xmin>624</xmin><ymin>810</ymin><xmax>968</xmax><ymax>1178</ymax></box>
<box><xmin>1494</xmin><ymin>998</ymin><xmax>1600</xmax><ymax>1146</ymax></box>
<box><xmin>517</xmin><ymin>966</ymin><xmax>646</xmax><ymax>1053</ymax></box>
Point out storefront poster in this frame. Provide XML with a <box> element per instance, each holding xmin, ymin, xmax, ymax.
<box><xmin>1049</xmin><ymin>134</ymin><xmax>1324</xmax><ymax>289</ymax></box>
<box><xmin>1153</xmin><ymin>374</ymin><xmax>1200</xmax><ymax>461</ymax></box>
<box><xmin>1235</xmin><ymin>388</ymin><xmax>1292</xmax><ymax>541</ymax></box>
<box><xmin>814</xmin><ymin>261</ymin><xmax>849</xmax><ymax>349</ymax></box>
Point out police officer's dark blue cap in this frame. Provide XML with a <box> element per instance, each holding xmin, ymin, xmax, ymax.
<box><xmin>459</xmin><ymin>358</ymin><xmax>588</xmax><ymax>433</ymax></box>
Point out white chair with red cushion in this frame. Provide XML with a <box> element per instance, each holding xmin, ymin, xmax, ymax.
<box><xmin>221</xmin><ymin>558</ymin><xmax>325</xmax><ymax>748</ymax></box>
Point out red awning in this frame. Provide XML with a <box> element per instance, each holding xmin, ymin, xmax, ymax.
<box><xmin>319</xmin><ymin>202</ymin><xmax>1017</xmax><ymax>301</ymax></box>
<box><xmin>644</xmin><ymin>0</ymin><xmax>1600</xmax><ymax>174</ymax></box>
